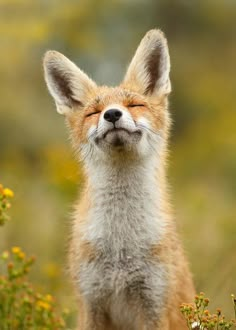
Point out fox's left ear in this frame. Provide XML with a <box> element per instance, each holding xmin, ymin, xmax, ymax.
<box><xmin>122</xmin><ymin>29</ymin><xmax>171</xmax><ymax>97</ymax></box>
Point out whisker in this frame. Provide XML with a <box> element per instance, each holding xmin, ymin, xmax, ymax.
<box><xmin>80</xmin><ymin>145</ymin><xmax>93</xmax><ymax>161</ymax></box>
<box><xmin>96</xmin><ymin>127</ymin><xmax>104</xmax><ymax>137</ymax></box>
<box><xmin>136</xmin><ymin>123</ymin><xmax>159</xmax><ymax>136</ymax></box>
<box><xmin>88</xmin><ymin>129</ymin><xmax>97</xmax><ymax>140</ymax></box>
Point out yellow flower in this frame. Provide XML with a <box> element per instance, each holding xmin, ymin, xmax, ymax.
<box><xmin>45</xmin><ymin>294</ymin><xmax>53</xmax><ymax>302</ymax></box>
<box><xmin>3</xmin><ymin>188</ymin><xmax>14</xmax><ymax>198</ymax></box>
<box><xmin>12</xmin><ymin>247</ymin><xmax>21</xmax><ymax>254</ymax></box>
<box><xmin>18</xmin><ymin>251</ymin><xmax>25</xmax><ymax>259</ymax></box>
<box><xmin>37</xmin><ymin>300</ymin><xmax>51</xmax><ymax>311</ymax></box>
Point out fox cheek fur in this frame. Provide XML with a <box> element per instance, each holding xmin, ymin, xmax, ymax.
<box><xmin>43</xmin><ymin>29</ymin><xmax>195</xmax><ymax>330</ymax></box>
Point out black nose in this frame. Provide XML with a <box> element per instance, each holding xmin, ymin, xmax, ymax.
<box><xmin>104</xmin><ymin>109</ymin><xmax>122</xmax><ymax>124</ymax></box>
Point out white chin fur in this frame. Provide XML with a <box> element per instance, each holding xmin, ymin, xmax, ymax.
<box><xmin>104</xmin><ymin>129</ymin><xmax>142</xmax><ymax>147</ymax></box>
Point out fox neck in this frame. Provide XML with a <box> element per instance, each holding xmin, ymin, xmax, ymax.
<box><xmin>84</xmin><ymin>155</ymin><xmax>167</xmax><ymax>252</ymax></box>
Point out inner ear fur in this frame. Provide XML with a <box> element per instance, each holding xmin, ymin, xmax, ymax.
<box><xmin>122</xmin><ymin>29</ymin><xmax>171</xmax><ymax>97</ymax></box>
<box><xmin>43</xmin><ymin>51</ymin><xmax>97</xmax><ymax>115</ymax></box>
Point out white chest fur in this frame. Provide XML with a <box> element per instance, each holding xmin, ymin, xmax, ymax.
<box><xmin>76</xmin><ymin>157</ymin><xmax>169</xmax><ymax>328</ymax></box>
<box><xmin>84</xmin><ymin>157</ymin><xmax>165</xmax><ymax>252</ymax></box>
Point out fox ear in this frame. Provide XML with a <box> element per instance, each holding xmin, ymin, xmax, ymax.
<box><xmin>43</xmin><ymin>51</ymin><xmax>96</xmax><ymax>115</ymax></box>
<box><xmin>123</xmin><ymin>29</ymin><xmax>171</xmax><ymax>97</ymax></box>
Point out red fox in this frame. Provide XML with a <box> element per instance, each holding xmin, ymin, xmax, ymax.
<box><xmin>43</xmin><ymin>29</ymin><xmax>195</xmax><ymax>330</ymax></box>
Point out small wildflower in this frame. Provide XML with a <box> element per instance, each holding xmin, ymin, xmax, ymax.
<box><xmin>1</xmin><ymin>251</ymin><xmax>9</xmax><ymax>260</ymax></box>
<box><xmin>191</xmin><ymin>321</ymin><xmax>200</xmax><ymax>329</ymax></box>
<box><xmin>8</xmin><ymin>262</ymin><xmax>13</xmax><ymax>270</ymax></box>
<box><xmin>37</xmin><ymin>300</ymin><xmax>51</xmax><ymax>311</ymax></box>
<box><xmin>216</xmin><ymin>308</ymin><xmax>221</xmax><ymax>316</ymax></box>
<box><xmin>5</xmin><ymin>202</ymin><xmax>11</xmax><ymax>209</ymax></box>
<box><xmin>26</xmin><ymin>256</ymin><xmax>36</xmax><ymax>266</ymax></box>
<box><xmin>231</xmin><ymin>294</ymin><xmax>236</xmax><ymax>304</ymax></box>
<box><xmin>45</xmin><ymin>294</ymin><xmax>53</xmax><ymax>302</ymax></box>
<box><xmin>12</xmin><ymin>247</ymin><xmax>21</xmax><ymax>254</ymax></box>
<box><xmin>18</xmin><ymin>251</ymin><xmax>25</xmax><ymax>260</ymax></box>
<box><xmin>3</xmin><ymin>188</ymin><xmax>14</xmax><ymax>198</ymax></box>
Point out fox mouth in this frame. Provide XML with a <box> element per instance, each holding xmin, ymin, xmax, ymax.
<box><xmin>103</xmin><ymin>127</ymin><xmax>141</xmax><ymax>139</ymax></box>
<box><xmin>104</xmin><ymin>127</ymin><xmax>142</xmax><ymax>147</ymax></box>
<box><xmin>95</xmin><ymin>127</ymin><xmax>142</xmax><ymax>147</ymax></box>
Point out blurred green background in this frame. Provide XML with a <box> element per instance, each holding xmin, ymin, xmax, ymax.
<box><xmin>0</xmin><ymin>0</ymin><xmax>235</xmax><ymax>324</ymax></box>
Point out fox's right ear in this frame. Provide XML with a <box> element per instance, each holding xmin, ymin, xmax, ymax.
<box><xmin>43</xmin><ymin>51</ymin><xmax>97</xmax><ymax>115</ymax></box>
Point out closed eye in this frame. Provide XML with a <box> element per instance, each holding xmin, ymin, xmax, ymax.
<box><xmin>86</xmin><ymin>111</ymin><xmax>101</xmax><ymax>117</ymax></box>
<box><xmin>128</xmin><ymin>104</ymin><xmax>145</xmax><ymax>108</ymax></box>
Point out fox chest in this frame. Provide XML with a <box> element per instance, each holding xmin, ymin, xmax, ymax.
<box><xmin>75</xmin><ymin>175</ymin><xmax>168</xmax><ymax>307</ymax></box>
<box><xmin>77</xmin><ymin>204</ymin><xmax>167</xmax><ymax>305</ymax></box>
<box><xmin>78</xmin><ymin>244</ymin><xmax>168</xmax><ymax>308</ymax></box>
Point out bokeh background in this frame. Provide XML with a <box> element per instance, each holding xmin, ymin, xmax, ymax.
<box><xmin>0</xmin><ymin>0</ymin><xmax>235</xmax><ymax>325</ymax></box>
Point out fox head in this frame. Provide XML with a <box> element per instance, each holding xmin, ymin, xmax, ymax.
<box><xmin>43</xmin><ymin>30</ymin><xmax>171</xmax><ymax>164</ymax></box>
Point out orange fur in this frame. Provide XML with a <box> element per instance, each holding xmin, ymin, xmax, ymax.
<box><xmin>44</xmin><ymin>29</ymin><xmax>195</xmax><ymax>330</ymax></box>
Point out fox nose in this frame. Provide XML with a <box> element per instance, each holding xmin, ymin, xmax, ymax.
<box><xmin>104</xmin><ymin>109</ymin><xmax>122</xmax><ymax>124</ymax></box>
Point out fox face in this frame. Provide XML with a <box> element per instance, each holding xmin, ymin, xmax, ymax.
<box><xmin>44</xmin><ymin>30</ymin><xmax>171</xmax><ymax>161</ymax></box>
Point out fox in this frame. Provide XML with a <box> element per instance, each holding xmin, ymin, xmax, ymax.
<box><xmin>43</xmin><ymin>29</ymin><xmax>195</xmax><ymax>330</ymax></box>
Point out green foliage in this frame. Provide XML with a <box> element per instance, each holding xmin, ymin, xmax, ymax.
<box><xmin>0</xmin><ymin>184</ymin><xmax>69</xmax><ymax>329</ymax></box>
<box><xmin>180</xmin><ymin>293</ymin><xmax>236</xmax><ymax>330</ymax></box>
